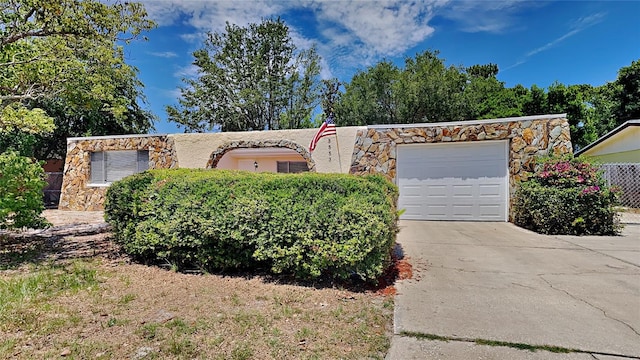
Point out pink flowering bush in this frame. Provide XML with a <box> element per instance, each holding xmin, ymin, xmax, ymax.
<box><xmin>513</xmin><ymin>156</ymin><xmax>621</xmax><ymax>235</ymax></box>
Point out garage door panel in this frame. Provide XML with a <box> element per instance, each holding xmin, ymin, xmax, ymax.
<box><xmin>400</xmin><ymin>184</ymin><xmax>422</xmax><ymax>197</ymax></box>
<box><xmin>452</xmin><ymin>185</ymin><xmax>473</xmax><ymax>197</ymax></box>
<box><xmin>402</xmin><ymin>204</ymin><xmax>423</xmax><ymax>219</ymax></box>
<box><xmin>478</xmin><ymin>184</ymin><xmax>501</xmax><ymax>197</ymax></box>
<box><xmin>479</xmin><ymin>204</ymin><xmax>502</xmax><ymax>217</ymax></box>
<box><xmin>397</xmin><ymin>141</ymin><xmax>508</xmax><ymax>221</ymax></box>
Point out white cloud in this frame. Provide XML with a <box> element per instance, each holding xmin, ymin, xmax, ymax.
<box><xmin>505</xmin><ymin>12</ymin><xmax>606</xmax><ymax>70</ymax></box>
<box><xmin>174</xmin><ymin>64</ymin><xmax>200</xmax><ymax>79</ymax></box>
<box><xmin>139</xmin><ymin>0</ymin><xmax>443</xmax><ymax>78</ymax></box>
<box><xmin>179</xmin><ymin>33</ymin><xmax>205</xmax><ymax>43</ymax></box>
<box><xmin>438</xmin><ymin>0</ymin><xmax>544</xmax><ymax>34</ymax></box>
<box><xmin>165</xmin><ymin>87</ymin><xmax>183</xmax><ymax>100</ymax></box>
<box><xmin>148</xmin><ymin>51</ymin><xmax>179</xmax><ymax>58</ymax></box>
<box><xmin>139</xmin><ymin>1</ymin><xmax>572</xmax><ymax>79</ymax></box>
<box><xmin>140</xmin><ymin>0</ymin><xmax>284</xmax><ymax>32</ymax></box>
<box><xmin>311</xmin><ymin>1</ymin><xmax>439</xmax><ymax>55</ymax></box>
<box><xmin>526</xmin><ymin>12</ymin><xmax>605</xmax><ymax>57</ymax></box>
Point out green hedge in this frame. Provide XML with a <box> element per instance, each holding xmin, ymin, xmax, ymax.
<box><xmin>105</xmin><ymin>169</ymin><xmax>399</xmax><ymax>282</ymax></box>
<box><xmin>512</xmin><ymin>156</ymin><xmax>621</xmax><ymax>235</ymax></box>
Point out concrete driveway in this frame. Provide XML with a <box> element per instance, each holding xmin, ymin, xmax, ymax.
<box><xmin>387</xmin><ymin>221</ymin><xmax>640</xmax><ymax>359</ymax></box>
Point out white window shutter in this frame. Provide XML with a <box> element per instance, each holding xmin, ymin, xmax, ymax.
<box><xmin>105</xmin><ymin>150</ymin><xmax>137</xmax><ymax>182</ymax></box>
<box><xmin>137</xmin><ymin>151</ymin><xmax>149</xmax><ymax>171</ymax></box>
<box><xmin>90</xmin><ymin>152</ymin><xmax>104</xmax><ymax>183</ymax></box>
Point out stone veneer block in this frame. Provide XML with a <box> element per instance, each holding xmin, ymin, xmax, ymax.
<box><xmin>59</xmin><ymin>135</ymin><xmax>178</xmax><ymax>211</ymax></box>
<box><xmin>206</xmin><ymin>139</ymin><xmax>316</xmax><ymax>172</ymax></box>
<box><xmin>348</xmin><ymin>115</ymin><xmax>573</xmax><ymax>221</ymax></box>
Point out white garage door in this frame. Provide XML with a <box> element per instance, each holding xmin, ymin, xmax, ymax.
<box><xmin>397</xmin><ymin>141</ymin><xmax>508</xmax><ymax>221</ymax></box>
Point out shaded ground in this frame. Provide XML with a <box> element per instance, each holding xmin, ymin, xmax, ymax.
<box><xmin>0</xmin><ymin>211</ymin><xmax>395</xmax><ymax>359</ymax></box>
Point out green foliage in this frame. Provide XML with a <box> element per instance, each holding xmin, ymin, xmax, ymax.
<box><xmin>0</xmin><ymin>0</ymin><xmax>154</xmax><ymax>104</ymax></box>
<box><xmin>0</xmin><ymin>104</ymin><xmax>54</xmax><ymax>135</ymax></box>
<box><xmin>615</xmin><ymin>59</ymin><xmax>640</xmax><ymax>121</ymax></box>
<box><xmin>0</xmin><ymin>0</ymin><xmax>155</xmax><ymax>158</ymax></box>
<box><xmin>335</xmin><ymin>60</ymin><xmax>402</xmax><ymax>126</ymax></box>
<box><xmin>513</xmin><ymin>156</ymin><xmax>620</xmax><ymax>235</ymax></box>
<box><xmin>26</xmin><ymin>91</ymin><xmax>155</xmax><ymax>160</ymax></box>
<box><xmin>335</xmin><ymin>50</ymin><xmax>489</xmax><ymax>126</ymax></box>
<box><xmin>167</xmin><ymin>18</ymin><xmax>321</xmax><ymax>132</ymax></box>
<box><xmin>0</xmin><ymin>150</ymin><xmax>49</xmax><ymax>229</ymax></box>
<box><xmin>105</xmin><ymin>170</ymin><xmax>398</xmax><ymax>282</ymax></box>
<box><xmin>335</xmin><ymin>52</ymin><xmax>640</xmax><ymax>150</ymax></box>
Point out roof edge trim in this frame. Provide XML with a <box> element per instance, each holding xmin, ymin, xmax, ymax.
<box><xmin>67</xmin><ymin>133</ymin><xmax>168</xmax><ymax>143</ymax></box>
<box><xmin>366</xmin><ymin>114</ymin><xmax>567</xmax><ymax>130</ymax></box>
<box><xmin>575</xmin><ymin>119</ymin><xmax>640</xmax><ymax>156</ymax></box>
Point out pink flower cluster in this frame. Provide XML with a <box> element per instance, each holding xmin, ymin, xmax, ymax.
<box><xmin>536</xmin><ymin>159</ymin><xmax>599</xmax><ymax>188</ymax></box>
<box><xmin>581</xmin><ymin>186</ymin><xmax>600</xmax><ymax>195</ymax></box>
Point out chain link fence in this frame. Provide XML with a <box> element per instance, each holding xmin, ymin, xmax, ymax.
<box><xmin>600</xmin><ymin>163</ymin><xmax>640</xmax><ymax>209</ymax></box>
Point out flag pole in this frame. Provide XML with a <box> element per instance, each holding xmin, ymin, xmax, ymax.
<box><xmin>333</xmin><ymin>131</ymin><xmax>343</xmax><ymax>172</ymax></box>
<box><xmin>330</xmin><ymin>111</ymin><xmax>342</xmax><ymax>172</ymax></box>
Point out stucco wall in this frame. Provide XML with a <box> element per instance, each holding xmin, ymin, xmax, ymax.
<box><xmin>581</xmin><ymin>126</ymin><xmax>640</xmax><ymax>162</ymax></box>
<box><xmin>586</xmin><ymin>149</ymin><xmax>640</xmax><ymax>163</ymax></box>
<box><xmin>218</xmin><ymin>154</ymin><xmax>309</xmax><ymax>172</ymax></box>
<box><xmin>171</xmin><ymin>127</ymin><xmax>363</xmax><ymax>173</ymax></box>
<box><xmin>59</xmin><ymin>135</ymin><xmax>178</xmax><ymax>211</ymax></box>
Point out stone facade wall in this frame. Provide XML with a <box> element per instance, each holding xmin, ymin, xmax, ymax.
<box><xmin>59</xmin><ymin>135</ymin><xmax>178</xmax><ymax>211</ymax></box>
<box><xmin>349</xmin><ymin>116</ymin><xmax>573</xmax><ymax>219</ymax></box>
<box><xmin>206</xmin><ymin>139</ymin><xmax>317</xmax><ymax>171</ymax></box>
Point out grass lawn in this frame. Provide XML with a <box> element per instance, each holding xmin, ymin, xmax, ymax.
<box><xmin>0</xmin><ymin>232</ymin><xmax>393</xmax><ymax>359</ymax></box>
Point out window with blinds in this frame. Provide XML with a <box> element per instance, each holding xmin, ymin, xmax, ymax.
<box><xmin>276</xmin><ymin>161</ymin><xmax>309</xmax><ymax>173</ymax></box>
<box><xmin>90</xmin><ymin>150</ymin><xmax>149</xmax><ymax>184</ymax></box>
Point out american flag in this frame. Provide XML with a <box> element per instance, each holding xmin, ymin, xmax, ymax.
<box><xmin>309</xmin><ymin>115</ymin><xmax>336</xmax><ymax>152</ymax></box>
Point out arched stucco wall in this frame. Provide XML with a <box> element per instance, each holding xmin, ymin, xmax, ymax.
<box><xmin>206</xmin><ymin>140</ymin><xmax>317</xmax><ymax>172</ymax></box>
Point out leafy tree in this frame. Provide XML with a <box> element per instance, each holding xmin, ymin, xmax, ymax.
<box><xmin>335</xmin><ymin>60</ymin><xmax>401</xmax><ymax>126</ymax></box>
<box><xmin>0</xmin><ymin>0</ymin><xmax>154</xmax><ymax>228</ymax></box>
<box><xmin>571</xmin><ymin>59</ymin><xmax>640</xmax><ymax>148</ymax></box>
<box><xmin>546</xmin><ymin>83</ymin><xmax>593</xmax><ymax>148</ymax></box>
<box><xmin>336</xmin><ymin>51</ymin><xmax>474</xmax><ymax>126</ymax></box>
<box><xmin>320</xmin><ymin>78</ymin><xmax>341</xmax><ymax>117</ymax></box>
<box><xmin>585</xmin><ymin>82</ymin><xmax>619</xmax><ymax>140</ymax></box>
<box><xmin>335</xmin><ymin>51</ymin><xmax>635</xmax><ymax>151</ymax></box>
<box><xmin>0</xmin><ymin>0</ymin><xmax>155</xmax><ymax>155</ymax></box>
<box><xmin>463</xmin><ymin>68</ymin><xmax>524</xmax><ymax>120</ymax></box>
<box><xmin>466</xmin><ymin>63</ymin><xmax>499</xmax><ymax>79</ymax></box>
<box><xmin>521</xmin><ymin>85</ymin><xmax>548</xmax><ymax>115</ymax></box>
<box><xmin>399</xmin><ymin>51</ymin><xmax>471</xmax><ymax>123</ymax></box>
<box><xmin>28</xmin><ymin>77</ymin><xmax>155</xmax><ymax>160</ymax></box>
<box><xmin>614</xmin><ymin>59</ymin><xmax>640</xmax><ymax>122</ymax></box>
<box><xmin>168</xmin><ymin>18</ymin><xmax>321</xmax><ymax>132</ymax></box>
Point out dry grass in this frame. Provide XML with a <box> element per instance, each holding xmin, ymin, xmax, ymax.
<box><xmin>0</xmin><ymin>231</ymin><xmax>393</xmax><ymax>359</ymax></box>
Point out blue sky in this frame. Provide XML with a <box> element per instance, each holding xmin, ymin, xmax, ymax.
<box><xmin>125</xmin><ymin>1</ymin><xmax>640</xmax><ymax>134</ymax></box>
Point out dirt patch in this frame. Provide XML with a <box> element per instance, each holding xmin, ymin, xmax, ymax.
<box><xmin>43</xmin><ymin>210</ymin><xmax>106</xmax><ymax>227</ymax></box>
<box><xmin>374</xmin><ymin>245</ymin><xmax>415</xmax><ymax>296</ymax></box>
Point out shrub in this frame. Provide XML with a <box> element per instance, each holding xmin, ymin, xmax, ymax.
<box><xmin>0</xmin><ymin>150</ymin><xmax>50</xmax><ymax>229</ymax></box>
<box><xmin>105</xmin><ymin>169</ymin><xmax>399</xmax><ymax>282</ymax></box>
<box><xmin>513</xmin><ymin>156</ymin><xmax>621</xmax><ymax>235</ymax></box>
